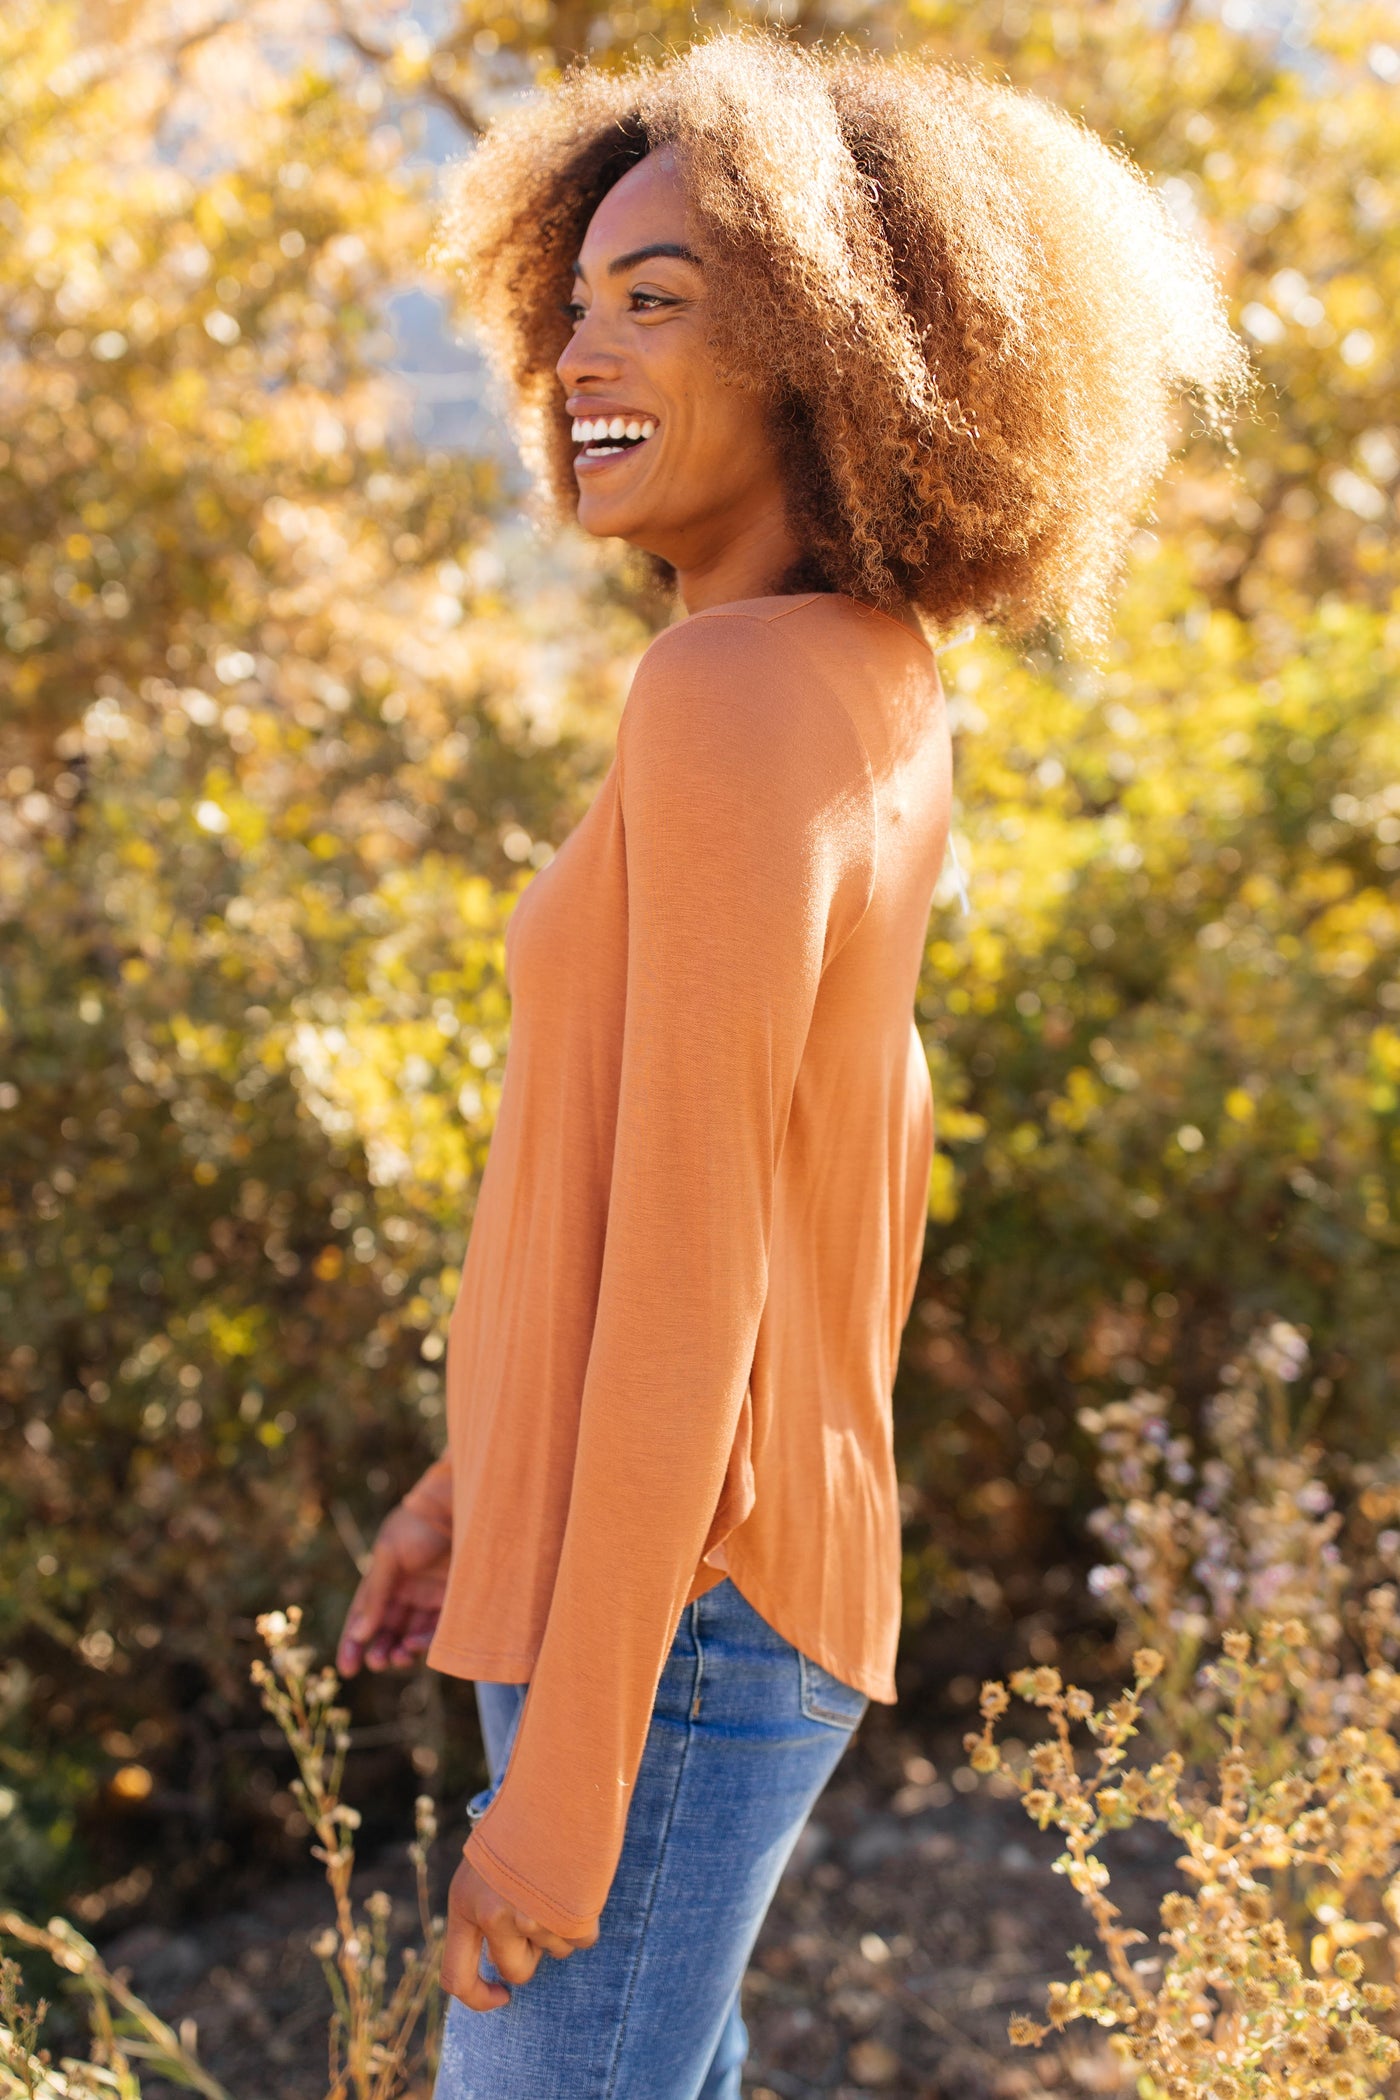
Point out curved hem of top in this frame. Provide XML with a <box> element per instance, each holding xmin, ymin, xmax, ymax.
<box><xmin>719</xmin><ymin>1551</ymin><xmax>900</xmax><ymax>1707</ymax></box>
<box><xmin>422</xmin><ymin>1572</ymin><xmax>900</xmax><ymax>1705</ymax></box>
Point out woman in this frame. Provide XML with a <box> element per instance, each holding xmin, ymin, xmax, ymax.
<box><xmin>336</xmin><ymin>33</ymin><xmax>1243</xmax><ymax>2100</ymax></box>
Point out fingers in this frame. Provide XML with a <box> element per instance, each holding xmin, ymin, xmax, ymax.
<box><xmin>381</xmin><ymin>1605</ymin><xmax>439</xmax><ymax>1670</ymax></box>
<box><xmin>511</xmin><ymin>1911</ymin><xmax>579</xmax><ymax>1961</ymax></box>
<box><xmin>440</xmin><ymin>1859</ymin><xmax>595</xmax><ymax>2013</ymax></box>
<box><xmin>364</xmin><ymin>1596</ymin><xmax>413</xmax><ymax>1671</ymax></box>
<box><xmin>441</xmin><ymin>1917</ymin><xmax>509</xmax><ymax>2013</ymax></box>
<box><xmin>337</xmin><ymin>1505</ymin><xmax>450</xmax><ymax>1678</ymax></box>
<box><xmin>484</xmin><ymin>1925</ymin><xmax>542</xmax><ymax>1988</ymax></box>
<box><xmin>336</xmin><ymin>1547</ymin><xmax>398</xmax><ymax>1676</ymax></box>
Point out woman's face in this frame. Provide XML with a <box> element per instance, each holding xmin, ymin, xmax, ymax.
<box><xmin>556</xmin><ymin>149</ymin><xmax>793</xmax><ymax>591</ymax></box>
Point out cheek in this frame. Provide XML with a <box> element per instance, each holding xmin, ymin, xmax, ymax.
<box><xmin>677</xmin><ymin>393</ymin><xmax>768</xmax><ymax>495</ymax></box>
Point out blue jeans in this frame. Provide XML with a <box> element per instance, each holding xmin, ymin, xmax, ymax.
<box><xmin>434</xmin><ymin>1578</ymin><xmax>867</xmax><ymax>2100</ymax></box>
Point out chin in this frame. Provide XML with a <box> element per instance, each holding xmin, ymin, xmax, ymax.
<box><xmin>575</xmin><ymin>496</ymin><xmax>645</xmax><ymax>543</ymax></box>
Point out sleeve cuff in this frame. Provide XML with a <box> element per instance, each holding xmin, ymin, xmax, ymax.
<box><xmin>463</xmin><ymin>1824</ymin><xmax>599</xmax><ymax>1941</ymax></box>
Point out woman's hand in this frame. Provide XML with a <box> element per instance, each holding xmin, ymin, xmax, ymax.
<box><xmin>441</xmin><ymin>1856</ymin><xmax>597</xmax><ymax>2011</ymax></box>
<box><xmin>336</xmin><ymin>1501</ymin><xmax>451</xmax><ymax>1676</ymax></box>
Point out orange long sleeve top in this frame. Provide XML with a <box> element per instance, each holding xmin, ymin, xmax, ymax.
<box><xmin>403</xmin><ymin>592</ymin><xmax>952</xmax><ymax>1937</ymax></box>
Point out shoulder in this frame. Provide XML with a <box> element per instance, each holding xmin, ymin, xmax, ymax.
<box><xmin>618</xmin><ymin>605</ymin><xmax>878</xmax><ymax>933</ymax></box>
<box><xmin>629</xmin><ymin>599</ymin><xmax>821</xmax><ymax>692</ymax></box>
<box><xmin>620</xmin><ymin>602</ymin><xmax>870</xmax><ymax>785</ymax></box>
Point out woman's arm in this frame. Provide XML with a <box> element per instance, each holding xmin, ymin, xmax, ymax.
<box><xmin>460</xmin><ymin>614</ymin><xmax>876</xmax><ymax>1937</ymax></box>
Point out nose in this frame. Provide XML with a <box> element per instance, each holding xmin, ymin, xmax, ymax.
<box><xmin>556</xmin><ymin>306</ymin><xmax>623</xmax><ymax>393</ymax></box>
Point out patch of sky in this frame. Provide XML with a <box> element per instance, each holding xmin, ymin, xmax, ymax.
<box><xmin>1191</xmin><ymin>0</ymin><xmax>1330</xmax><ymax>87</ymax></box>
<box><xmin>382</xmin><ymin>285</ymin><xmax>523</xmax><ymax>472</ymax></box>
<box><xmin>359</xmin><ymin>7</ymin><xmax>541</xmax><ymax>460</ymax></box>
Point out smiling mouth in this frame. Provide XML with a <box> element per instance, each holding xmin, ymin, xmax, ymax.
<box><xmin>571</xmin><ymin>414</ymin><xmax>658</xmax><ymax>460</ymax></box>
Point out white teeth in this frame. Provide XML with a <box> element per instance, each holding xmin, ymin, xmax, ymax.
<box><xmin>570</xmin><ymin>414</ymin><xmax>659</xmax><ymax>448</ymax></box>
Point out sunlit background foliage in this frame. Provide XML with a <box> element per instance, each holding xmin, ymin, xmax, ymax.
<box><xmin>2</xmin><ymin>0</ymin><xmax>1398</xmax><ymax>1932</ymax></box>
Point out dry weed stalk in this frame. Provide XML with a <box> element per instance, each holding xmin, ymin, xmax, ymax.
<box><xmin>0</xmin><ymin>1914</ymin><xmax>233</xmax><ymax>2098</ymax></box>
<box><xmin>968</xmin><ymin>1625</ymin><xmax>1400</xmax><ymax>2096</ymax></box>
<box><xmin>250</xmin><ymin>1608</ymin><xmax>445</xmax><ymax>2100</ymax></box>
<box><xmin>0</xmin><ymin>1612</ymin><xmax>444</xmax><ymax>2100</ymax></box>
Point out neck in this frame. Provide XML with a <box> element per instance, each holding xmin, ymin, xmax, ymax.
<box><xmin>666</xmin><ymin>485</ymin><xmax>802</xmax><ymax>614</ymax></box>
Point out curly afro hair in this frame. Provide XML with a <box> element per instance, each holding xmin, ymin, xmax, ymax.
<box><xmin>432</xmin><ymin>32</ymin><xmax>1247</xmax><ymax>642</ymax></box>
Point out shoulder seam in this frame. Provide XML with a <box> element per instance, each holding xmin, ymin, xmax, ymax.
<box><xmin>643</xmin><ymin>606</ymin><xmax>810</xmax><ymax>648</ymax></box>
<box><xmin>689</xmin><ymin>595</ymin><xmax>824</xmax><ymax>628</ymax></box>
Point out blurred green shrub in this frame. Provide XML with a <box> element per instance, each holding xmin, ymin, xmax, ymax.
<box><xmin>898</xmin><ymin>579</ymin><xmax>1400</xmax><ymax>1639</ymax></box>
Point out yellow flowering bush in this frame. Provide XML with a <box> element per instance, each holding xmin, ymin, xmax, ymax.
<box><xmin>970</xmin><ymin>1630</ymin><xmax>1400</xmax><ymax>2097</ymax></box>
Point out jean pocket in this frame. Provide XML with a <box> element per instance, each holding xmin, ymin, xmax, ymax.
<box><xmin>466</xmin><ymin>1778</ymin><xmax>501</xmax><ymax>1825</ymax></box>
<box><xmin>798</xmin><ymin>1652</ymin><xmax>869</xmax><ymax>1731</ymax></box>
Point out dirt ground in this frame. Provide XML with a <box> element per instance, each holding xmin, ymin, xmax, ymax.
<box><xmin>108</xmin><ymin>1729</ymin><xmax>1179</xmax><ymax>2100</ymax></box>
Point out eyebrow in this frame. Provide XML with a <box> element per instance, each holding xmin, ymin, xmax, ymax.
<box><xmin>569</xmin><ymin>242</ymin><xmax>704</xmax><ymax>282</ymax></box>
